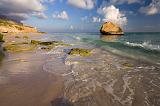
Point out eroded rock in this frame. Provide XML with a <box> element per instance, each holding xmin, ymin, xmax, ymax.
<box><xmin>100</xmin><ymin>22</ymin><xmax>124</xmax><ymax>35</ymax></box>
<box><xmin>68</xmin><ymin>48</ymin><xmax>91</xmax><ymax>56</ymax></box>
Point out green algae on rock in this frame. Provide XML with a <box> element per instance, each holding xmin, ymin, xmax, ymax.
<box><xmin>15</xmin><ymin>36</ymin><xmax>20</xmax><ymax>38</ymax></box>
<box><xmin>3</xmin><ymin>39</ymin><xmax>71</xmax><ymax>53</ymax></box>
<box><xmin>3</xmin><ymin>43</ymin><xmax>36</xmax><ymax>52</ymax></box>
<box><xmin>0</xmin><ymin>33</ymin><xmax>4</xmax><ymax>42</ymax></box>
<box><xmin>122</xmin><ymin>63</ymin><xmax>134</xmax><ymax>68</ymax></box>
<box><xmin>0</xmin><ymin>44</ymin><xmax>4</xmax><ymax>61</ymax></box>
<box><xmin>0</xmin><ymin>51</ymin><xmax>4</xmax><ymax>61</ymax></box>
<box><xmin>30</xmin><ymin>40</ymin><xmax>71</xmax><ymax>51</ymax></box>
<box><xmin>31</xmin><ymin>40</ymin><xmax>70</xmax><ymax>46</ymax></box>
<box><xmin>23</xmin><ymin>36</ymin><xmax>29</xmax><ymax>39</ymax></box>
<box><xmin>68</xmin><ymin>48</ymin><xmax>91</xmax><ymax>56</ymax></box>
<box><xmin>31</xmin><ymin>40</ymin><xmax>41</xmax><ymax>45</ymax></box>
<box><xmin>40</xmin><ymin>46</ymin><xmax>54</xmax><ymax>51</ymax></box>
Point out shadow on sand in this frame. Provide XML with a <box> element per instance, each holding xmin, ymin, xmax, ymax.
<box><xmin>51</xmin><ymin>98</ymin><xmax>74</xmax><ymax>106</ymax></box>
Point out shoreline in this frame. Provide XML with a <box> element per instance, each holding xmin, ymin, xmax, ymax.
<box><xmin>0</xmin><ymin>32</ymin><xmax>159</xmax><ymax>106</ymax></box>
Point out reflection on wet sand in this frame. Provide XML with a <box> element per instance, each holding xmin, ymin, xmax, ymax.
<box><xmin>0</xmin><ymin>51</ymin><xmax>64</xmax><ymax>106</ymax></box>
<box><xmin>100</xmin><ymin>35</ymin><xmax>122</xmax><ymax>42</ymax></box>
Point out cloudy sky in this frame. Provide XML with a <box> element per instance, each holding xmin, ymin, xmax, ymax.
<box><xmin>0</xmin><ymin>0</ymin><xmax>160</xmax><ymax>32</ymax></box>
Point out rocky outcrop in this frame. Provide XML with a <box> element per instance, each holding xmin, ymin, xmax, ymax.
<box><xmin>68</xmin><ymin>48</ymin><xmax>91</xmax><ymax>56</ymax></box>
<box><xmin>0</xmin><ymin>19</ymin><xmax>38</xmax><ymax>33</ymax></box>
<box><xmin>100</xmin><ymin>22</ymin><xmax>124</xmax><ymax>35</ymax></box>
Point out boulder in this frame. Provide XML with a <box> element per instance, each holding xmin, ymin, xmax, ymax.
<box><xmin>100</xmin><ymin>22</ymin><xmax>124</xmax><ymax>35</ymax></box>
<box><xmin>31</xmin><ymin>40</ymin><xmax>70</xmax><ymax>46</ymax></box>
<box><xmin>68</xmin><ymin>48</ymin><xmax>91</xmax><ymax>56</ymax></box>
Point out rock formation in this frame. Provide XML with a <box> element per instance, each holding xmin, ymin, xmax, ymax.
<box><xmin>68</xmin><ymin>48</ymin><xmax>91</xmax><ymax>56</ymax></box>
<box><xmin>100</xmin><ymin>22</ymin><xmax>124</xmax><ymax>35</ymax></box>
<box><xmin>0</xmin><ymin>18</ymin><xmax>38</xmax><ymax>33</ymax></box>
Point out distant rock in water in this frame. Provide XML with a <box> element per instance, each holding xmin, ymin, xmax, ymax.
<box><xmin>100</xmin><ymin>22</ymin><xmax>124</xmax><ymax>35</ymax></box>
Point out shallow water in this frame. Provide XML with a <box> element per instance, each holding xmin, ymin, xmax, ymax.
<box><xmin>44</xmin><ymin>44</ymin><xmax>160</xmax><ymax>106</ymax></box>
<box><xmin>41</xmin><ymin>33</ymin><xmax>160</xmax><ymax>106</ymax></box>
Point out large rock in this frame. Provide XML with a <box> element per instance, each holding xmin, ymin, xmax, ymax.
<box><xmin>100</xmin><ymin>22</ymin><xmax>124</xmax><ymax>35</ymax></box>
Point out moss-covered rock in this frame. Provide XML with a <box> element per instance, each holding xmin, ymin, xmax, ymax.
<box><xmin>122</xmin><ymin>63</ymin><xmax>134</xmax><ymax>68</ymax></box>
<box><xmin>23</xmin><ymin>36</ymin><xmax>29</xmax><ymax>39</ymax></box>
<box><xmin>0</xmin><ymin>33</ymin><xmax>4</xmax><ymax>42</ymax></box>
<box><xmin>39</xmin><ymin>41</ymin><xmax>56</xmax><ymax>45</ymax></box>
<box><xmin>3</xmin><ymin>43</ymin><xmax>36</xmax><ymax>52</ymax></box>
<box><xmin>68</xmin><ymin>48</ymin><xmax>91</xmax><ymax>56</ymax></box>
<box><xmin>30</xmin><ymin>40</ymin><xmax>71</xmax><ymax>51</ymax></box>
<box><xmin>40</xmin><ymin>46</ymin><xmax>53</xmax><ymax>51</ymax></box>
<box><xmin>15</xmin><ymin>36</ymin><xmax>20</xmax><ymax>38</ymax></box>
<box><xmin>31</xmin><ymin>40</ymin><xmax>70</xmax><ymax>46</ymax></box>
<box><xmin>31</xmin><ymin>40</ymin><xmax>41</xmax><ymax>45</ymax></box>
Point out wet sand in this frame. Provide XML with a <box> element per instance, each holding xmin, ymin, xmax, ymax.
<box><xmin>0</xmin><ymin>33</ymin><xmax>64</xmax><ymax>106</ymax></box>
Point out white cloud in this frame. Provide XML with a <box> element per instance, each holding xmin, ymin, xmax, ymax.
<box><xmin>139</xmin><ymin>0</ymin><xmax>160</xmax><ymax>15</ymax></box>
<box><xmin>32</xmin><ymin>12</ymin><xmax>48</xmax><ymax>19</ymax></box>
<box><xmin>52</xmin><ymin>11</ymin><xmax>69</xmax><ymax>20</ymax></box>
<box><xmin>98</xmin><ymin>5</ymin><xmax>128</xmax><ymax>27</ymax></box>
<box><xmin>92</xmin><ymin>16</ymin><xmax>101</xmax><ymax>23</ymax></box>
<box><xmin>67</xmin><ymin>0</ymin><xmax>95</xmax><ymax>10</ymax></box>
<box><xmin>0</xmin><ymin>0</ymin><xmax>49</xmax><ymax>21</ymax></box>
<box><xmin>109</xmin><ymin>0</ymin><xmax>144</xmax><ymax>4</ymax></box>
<box><xmin>81</xmin><ymin>16</ymin><xmax>88</xmax><ymax>22</ymax></box>
<box><xmin>41</xmin><ymin>0</ymin><xmax>55</xmax><ymax>3</ymax></box>
<box><xmin>70</xmin><ymin>25</ymin><xmax>74</xmax><ymax>30</ymax></box>
<box><xmin>101</xmin><ymin>0</ymin><xmax>144</xmax><ymax>5</ymax></box>
<box><xmin>6</xmin><ymin>13</ymin><xmax>29</xmax><ymax>21</ymax></box>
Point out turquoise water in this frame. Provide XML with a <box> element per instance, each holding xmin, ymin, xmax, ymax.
<box><xmin>47</xmin><ymin>32</ymin><xmax>160</xmax><ymax>64</ymax></box>
<box><xmin>82</xmin><ymin>32</ymin><xmax>160</xmax><ymax>64</ymax></box>
<box><xmin>44</xmin><ymin>32</ymin><xmax>160</xmax><ymax>106</ymax></box>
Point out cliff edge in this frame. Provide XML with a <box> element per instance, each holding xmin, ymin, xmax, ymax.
<box><xmin>0</xmin><ymin>18</ymin><xmax>38</xmax><ymax>33</ymax></box>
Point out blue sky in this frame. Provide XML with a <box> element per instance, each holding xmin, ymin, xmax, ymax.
<box><xmin>0</xmin><ymin>0</ymin><xmax>160</xmax><ymax>32</ymax></box>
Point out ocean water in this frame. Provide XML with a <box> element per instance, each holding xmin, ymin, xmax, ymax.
<box><xmin>47</xmin><ymin>32</ymin><xmax>160</xmax><ymax>65</ymax></box>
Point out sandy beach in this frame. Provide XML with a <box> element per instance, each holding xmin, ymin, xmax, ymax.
<box><xmin>0</xmin><ymin>33</ymin><xmax>64</xmax><ymax>106</ymax></box>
